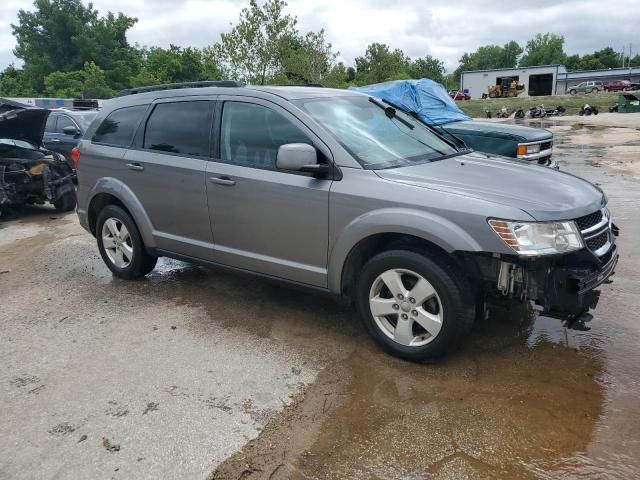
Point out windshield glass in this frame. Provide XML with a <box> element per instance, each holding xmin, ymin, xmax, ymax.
<box><xmin>295</xmin><ymin>96</ymin><xmax>459</xmax><ymax>169</ymax></box>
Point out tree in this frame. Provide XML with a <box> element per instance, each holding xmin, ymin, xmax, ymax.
<box><xmin>577</xmin><ymin>47</ymin><xmax>622</xmax><ymax>70</ymax></box>
<box><xmin>279</xmin><ymin>29</ymin><xmax>338</xmax><ymax>84</ymax></box>
<box><xmin>44</xmin><ymin>61</ymin><xmax>114</xmax><ymax>98</ymax></box>
<box><xmin>451</xmin><ymin>41</ymin><xmax>522</xmax><ymax>85</ymax></box>
<box><xmin>217</xmin><ymin>0</ymin><xmax>298</xmax><ymax>84</ymax></box>
<box><xmin>0</xmin><ymin>65</ymin><xmax>37</xmax><ymax>96</ymax></box>
<box><xmin>519</xmin><ymin>33</ymin><xmax>566</xmax><ymax>66</ymax></box>
<box><xmin>131</xmin><ymin>45</ymin><xmax>210</xmax><ymax>86</ymax></box>
<box><xmin>408</xmin><ymin>55</ymin><xmax>446</xmax><ymax>83</ymax></box>
<box><xmin>11</xmin><ymin>0</ymin><xmax>138</xmax><ymax>92</ymax></box>
<box><xmin>354</xmin><ymin>43</ymin><xmax>410</xmax><ymax>84</ymax></box>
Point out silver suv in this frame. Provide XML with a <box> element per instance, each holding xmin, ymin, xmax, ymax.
<box><xmin>76</xmin><ymin>81</ymin><xmax>619</xmax><ymax>361</ymax></box>
<box><xmin>569</xmin><ymin>81</ymin><xmax>603</xmax><ymax>95</ymax></box>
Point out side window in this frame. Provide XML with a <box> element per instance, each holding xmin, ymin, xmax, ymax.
<box><xmin>144</xmin><ymin>101</ymin><xmax>213</xmax><ymax>157</ymax></box>
<box><xmin>220</xmin><ymin>102</ymin><xmax>311</xmax><ymax>169</ymax></box>
<box><xmin>56</xmin><ymin>115</ymin><xmax>76</xmax><ymax>133</ymax></box>
<box><xmin>93</xmin><ymin>105</ymin><xmax>147</xmax><ymax>147</ymax></box>
<box><xmin>45</xmin><ymin>114</ymin><xmax>57</xmax><ymax>133</ymax></box>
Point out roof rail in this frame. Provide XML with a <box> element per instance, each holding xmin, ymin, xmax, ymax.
<box><xmin>116</xmin><ymin>80</ymin><xmax>245</xmax><ymax>97</ymax></box>
<box><xmin>274</xmin><ymin>83</ymin><xmax>325</xmax><ymax>87</ymax></box>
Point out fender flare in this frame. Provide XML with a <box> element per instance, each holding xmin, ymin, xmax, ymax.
<box><xmin>87</xmin><ymin>178</ymin><xmax>156</xmax><ymax>248</ymax></box>
<box><xmin>327</xmin><ymin>208</ymin><xmax>483</xmax><ymax>294</ymax></box>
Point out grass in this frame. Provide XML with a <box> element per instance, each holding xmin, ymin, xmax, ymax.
<box><xmin>455</xmin><ymin>91</ymin><xmax>623</xmax><ymax>117</ymax></box>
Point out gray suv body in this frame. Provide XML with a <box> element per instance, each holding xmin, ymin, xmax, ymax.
<box><xmin>76</xmin><ymin>82</ymin><xmax>619</xmax><ymax>361</ymax></box>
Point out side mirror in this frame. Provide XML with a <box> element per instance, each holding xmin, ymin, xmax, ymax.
<box><xmin>63</xmin><ymin>125</ymin><xmax>80</xmax><ymax>136</ymax></box>
<box><xmin>276</xmin><ymin>143</ymin><xmax>329</xmax><ymax>175</ymax></box>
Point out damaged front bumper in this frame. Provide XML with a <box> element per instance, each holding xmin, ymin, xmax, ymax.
<box><xmin>461</xmin><ymin>223</ymin><xmax>619</xmax><ymax>327</ymax></box>
<box><xmin>0</xmin><ymin>153</ymin><xmax>74</xmax><ymax>210</ymax></box>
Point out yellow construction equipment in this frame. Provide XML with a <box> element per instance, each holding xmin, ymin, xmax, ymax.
<box><xmin>487</xmin><ymin>77</ymin><xmax>525</xmax><ymax>98</ymax></box>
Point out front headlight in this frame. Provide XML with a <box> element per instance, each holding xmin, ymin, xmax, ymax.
<box><xmin>516</xmin><ymin>143</ymin><xmax>541</xmax><ymax>156</ymax></box>
<box><xmin>488</xmin><ymin>219</ymin><xmax>584</xmax><ymax>256</ymax></box>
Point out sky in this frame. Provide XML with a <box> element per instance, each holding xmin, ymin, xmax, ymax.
<box><xmin>1</xmin><ymin>0</ymin><xmax>639</xmax><ymax>72</ymax></box>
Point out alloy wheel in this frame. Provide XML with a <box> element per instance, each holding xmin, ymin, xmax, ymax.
<box><xmin>368</xmin><ymin>268</ymin><xmax>443</xmax><ymax>347</ymax></box>
<box><xmin>101</xmin><ymin>217</ymin><xmax>133</xmax><ymax>268</ymax></box>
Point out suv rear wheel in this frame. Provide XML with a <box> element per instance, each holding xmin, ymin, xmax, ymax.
<box><xmin>355</xmin><ymin>249</ymin><xmax>473</xmax><ymax>362</ymax></box>
<box><xmin>96</xmin><ymin>205</ymin><xmax>157</xmax><ymax>279</ymax></box>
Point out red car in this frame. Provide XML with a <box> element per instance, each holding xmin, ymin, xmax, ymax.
<box><xmin>603</xmin><ymin>80</ymin><xmax>638</xmax><ymax>92</ymax></box>
<box><xmin>449</xmin><ymin>90</ymin><xmax>471</xmax><ymax>100</ymax></box>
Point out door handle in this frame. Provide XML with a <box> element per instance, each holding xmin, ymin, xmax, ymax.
<box><xmin>209</xmin><ymin>176</ymin><xmax>235</xmax><ymax>186</ymax></box>
<box><xmin>50</xmin><ymin>138</ymin><xmax>61</xmax><ymax>143</ymax></box>
<box><xmin>126</xmin><ymin>163</ymin><xmax>145</xmax><ymax>171</ymax></box>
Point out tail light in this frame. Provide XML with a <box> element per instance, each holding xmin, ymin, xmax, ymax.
<box><xmin>71</xmin><ymin>147</ymin><xmax>81</xmax><ymax>169</ymax></box>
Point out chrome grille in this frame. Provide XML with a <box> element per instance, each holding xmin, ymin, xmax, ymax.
<box><xmin>586</xmin><ymin>230</ymin><xmax>609</xmax><ymax>251</ymax></box>
<box><xmin>575</xmin><ymin>210</ymin><xmax>603</xmax><ymax>231</ymax></box>
<box><xmin>577</xmin><ymin>208</ymin><xmax>612</xmax><ymax>257</ymax></box>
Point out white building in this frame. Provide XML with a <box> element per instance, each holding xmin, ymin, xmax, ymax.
<box><xmin>461</xmin><ymin>64</ymin><xmax>640</xmax><ymax>99</ymax></box>
<box><xmin>460</xmin><ymin>65</ymin><xmax>566</xmax><ymax>99</ymax></box>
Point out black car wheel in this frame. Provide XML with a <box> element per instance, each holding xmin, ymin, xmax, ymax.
<box><xmin>53</xmin><ymin>190</ymin><xmax>77</xmax><ymax>212</ymax></box>
<box><xmin>355</xmin><ymin>249</ymin><xmax>474</xmax><ymax>362</ymax></box>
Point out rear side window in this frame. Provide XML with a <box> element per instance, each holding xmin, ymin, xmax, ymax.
<box><xmin>144</xmin><ymin>101</ymin><xmax>213</xmax><ymax>157</ymax></box>
<box><xmin>56</xmin><ymin>115</ymin><xmax>76</xmax><ymax>133</ymax></box>
<box><xmin>93</xmin><ymin>105</ymin><xmax>147</xmax><ymax>147</ymax></box>
<box><xmin>220</xmin><ymin>102</ymin><xmax>310</xmax><ymax>169</ymax></box>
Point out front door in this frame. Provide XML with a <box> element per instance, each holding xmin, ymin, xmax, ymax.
<box><xmin>121</xmin><ymin>98</ymin><xmax>215</xmax><ymax>260</ymax></box>
<box><xmin>206</xmin><ymin>98</ymin><xmax>332</xmax><ymax>287</ymax></box>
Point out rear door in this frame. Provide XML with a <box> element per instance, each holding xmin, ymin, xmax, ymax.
<box><xmin>121</xmin><ymin>97</ymin><xmax>216</xmax><ymax>260</ymax></box>
<box><xmin>206</xmin><ymin>97</ymin><xmax>332</xmax><ymax>287</ymax></box>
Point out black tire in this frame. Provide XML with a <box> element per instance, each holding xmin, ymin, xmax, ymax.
<box><xmin>570</xmin><ymin>89</ymin><xmax>577</xmax><ymax>95</ymax></box>
<box><xmin>96</xmin><ymin>204</ymin><xmax>157</xmax><ymax>279</ymax></box>
<box><xmin>53</xmin><ymin>190</ymin><xmax>77</xmax><ymax>212</ymax></box>
<box><xmin>355</xmin><ymin>249</ymin><xmax>474</xmax><ymax>362</ymax></box>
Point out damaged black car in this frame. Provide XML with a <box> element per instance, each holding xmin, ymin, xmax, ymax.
<box><xmin>0</xmin><ymin>99</ymin><xmax>76</xmax><ymax>216</ymax></box>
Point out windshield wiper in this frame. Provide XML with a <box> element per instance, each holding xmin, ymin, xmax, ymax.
<box><xmin>368</xmin><ymin>97</ymin><xmax>414</xmax><ymax>130</ymax></box>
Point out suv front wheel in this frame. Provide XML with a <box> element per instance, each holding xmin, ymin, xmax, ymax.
<box><xmin>96</xmin><ymin>205</ymin><xmax>157</xmax><ymax>279</ymax></box>
<box><xmin>355</xmin><ymin>249</ymin><xmax>473</xmax><ymax>362</ymax></box>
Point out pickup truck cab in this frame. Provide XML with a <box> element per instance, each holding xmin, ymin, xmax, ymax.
<box><xmin>352</xmin><ymin>80</ymin><xmax>555</xmax><ymax>167</ymax></box>
<box><xmin>76</xmin><ymin>81</ymin><xmax>618</xmax><ymax>361</ymax></box>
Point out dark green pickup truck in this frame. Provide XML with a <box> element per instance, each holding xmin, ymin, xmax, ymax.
<box><xmin>351</xmin><ymin>80</ymin><xmax>556</xmax><ymax>168</ymax></box>
<box><xmin>442</xmin><ymin>120</ymin><xmax>554</xmax><ymax>167</ymax></box>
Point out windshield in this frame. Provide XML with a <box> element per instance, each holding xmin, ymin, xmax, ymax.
<box><xmin>295</xmin><ymin>96</ymin><xmax>459</xmax><ymax>169</ymax></box>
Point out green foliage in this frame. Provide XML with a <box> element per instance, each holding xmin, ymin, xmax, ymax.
<box><xmin>519</xmin><ymin>33</ymin><xmax>566</xmax><ymax>66</ymax></box>
<box><xmin>130</xmin><ymin>45</ymin><xmax>218</xmax><ymax>86</ymax></box>
<box><xmin>11</xmin><ymin>0</ymin><xmax>138</xmax><ymax>92</ymax></box>
<box><xmin>44</xmin><ymin>61</ymin><xmax>114</xmax><ymax>98</ymax></box>
<box><xmin>451</xmin><ymin>41</ymin><xmax>523</xmax><ymax>87</ymax></box>
<box><xmin>279</xmin><ymin>29</ymin><xmax>338</xmax><ymax>84</ymax></box>
<box><xmin>354</xmin><ymin>43</ymin><xmax>411</xmax><ymax>84</ymax></box>
<box><xmin>408</xmin><ymin>55</ymin><xmax>446</xmax><ymax>84</ymax></box>
<box><xmin>217</xmin><ymin>0</ymin><xmax>298</xmax><ymax>84</ymax></box>
<box><xmin>0</xmin><ymin>65</ymin><xmax>37</xmax><ymax>96</ymax></box>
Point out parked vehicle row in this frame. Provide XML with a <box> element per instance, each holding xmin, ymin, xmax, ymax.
<box><xmin>75</xmin><ymin>81</ymin><xmax>618</xmax><ymax>361</ymax></box>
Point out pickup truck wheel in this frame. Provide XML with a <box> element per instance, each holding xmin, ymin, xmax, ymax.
<box><xmin>96</xmin><ymin>205</ymin><xmax>157</xmax><ymax>279</ymax></box>
<box><xmin>355</xmin><ymin>249</ymin><xmax>473</xmax><ymax>362</ymax></box>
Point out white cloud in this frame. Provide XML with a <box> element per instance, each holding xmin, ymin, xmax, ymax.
<box><xmin>1</xmin><ymin>0</ymin><xmax>639</xmax><ymax>72</ymax></box>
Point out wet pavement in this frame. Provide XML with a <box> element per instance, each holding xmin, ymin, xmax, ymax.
<box><xmin>1</xmin><ymin>122</ymin><xmax>640</xmax><ymax>479</ymax></box>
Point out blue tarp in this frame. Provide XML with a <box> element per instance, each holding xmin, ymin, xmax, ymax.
<box><xmin>349</xmin><ymin>79</ymin><xmax>471</xmax><ymax>126</ymax></box>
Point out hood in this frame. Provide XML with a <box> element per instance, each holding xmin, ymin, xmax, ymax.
<box><xmin>0</xmin><ymin>98</ymin><xmax>50</xmax><ymax>147</ymax></box>
<box><xmin>349</xmin><ymin>79</ymin><xmax>471</xmax><ymax>126</ymax></box>
<box><xmin>375</xmin><ymin>152</ymin><xmax>604</xmax><ymax>221</ymax></box>
<box><xmin>442</xmin><ymin>120</ymin><xmax>552</xmax><ymax>143</ymax></box>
